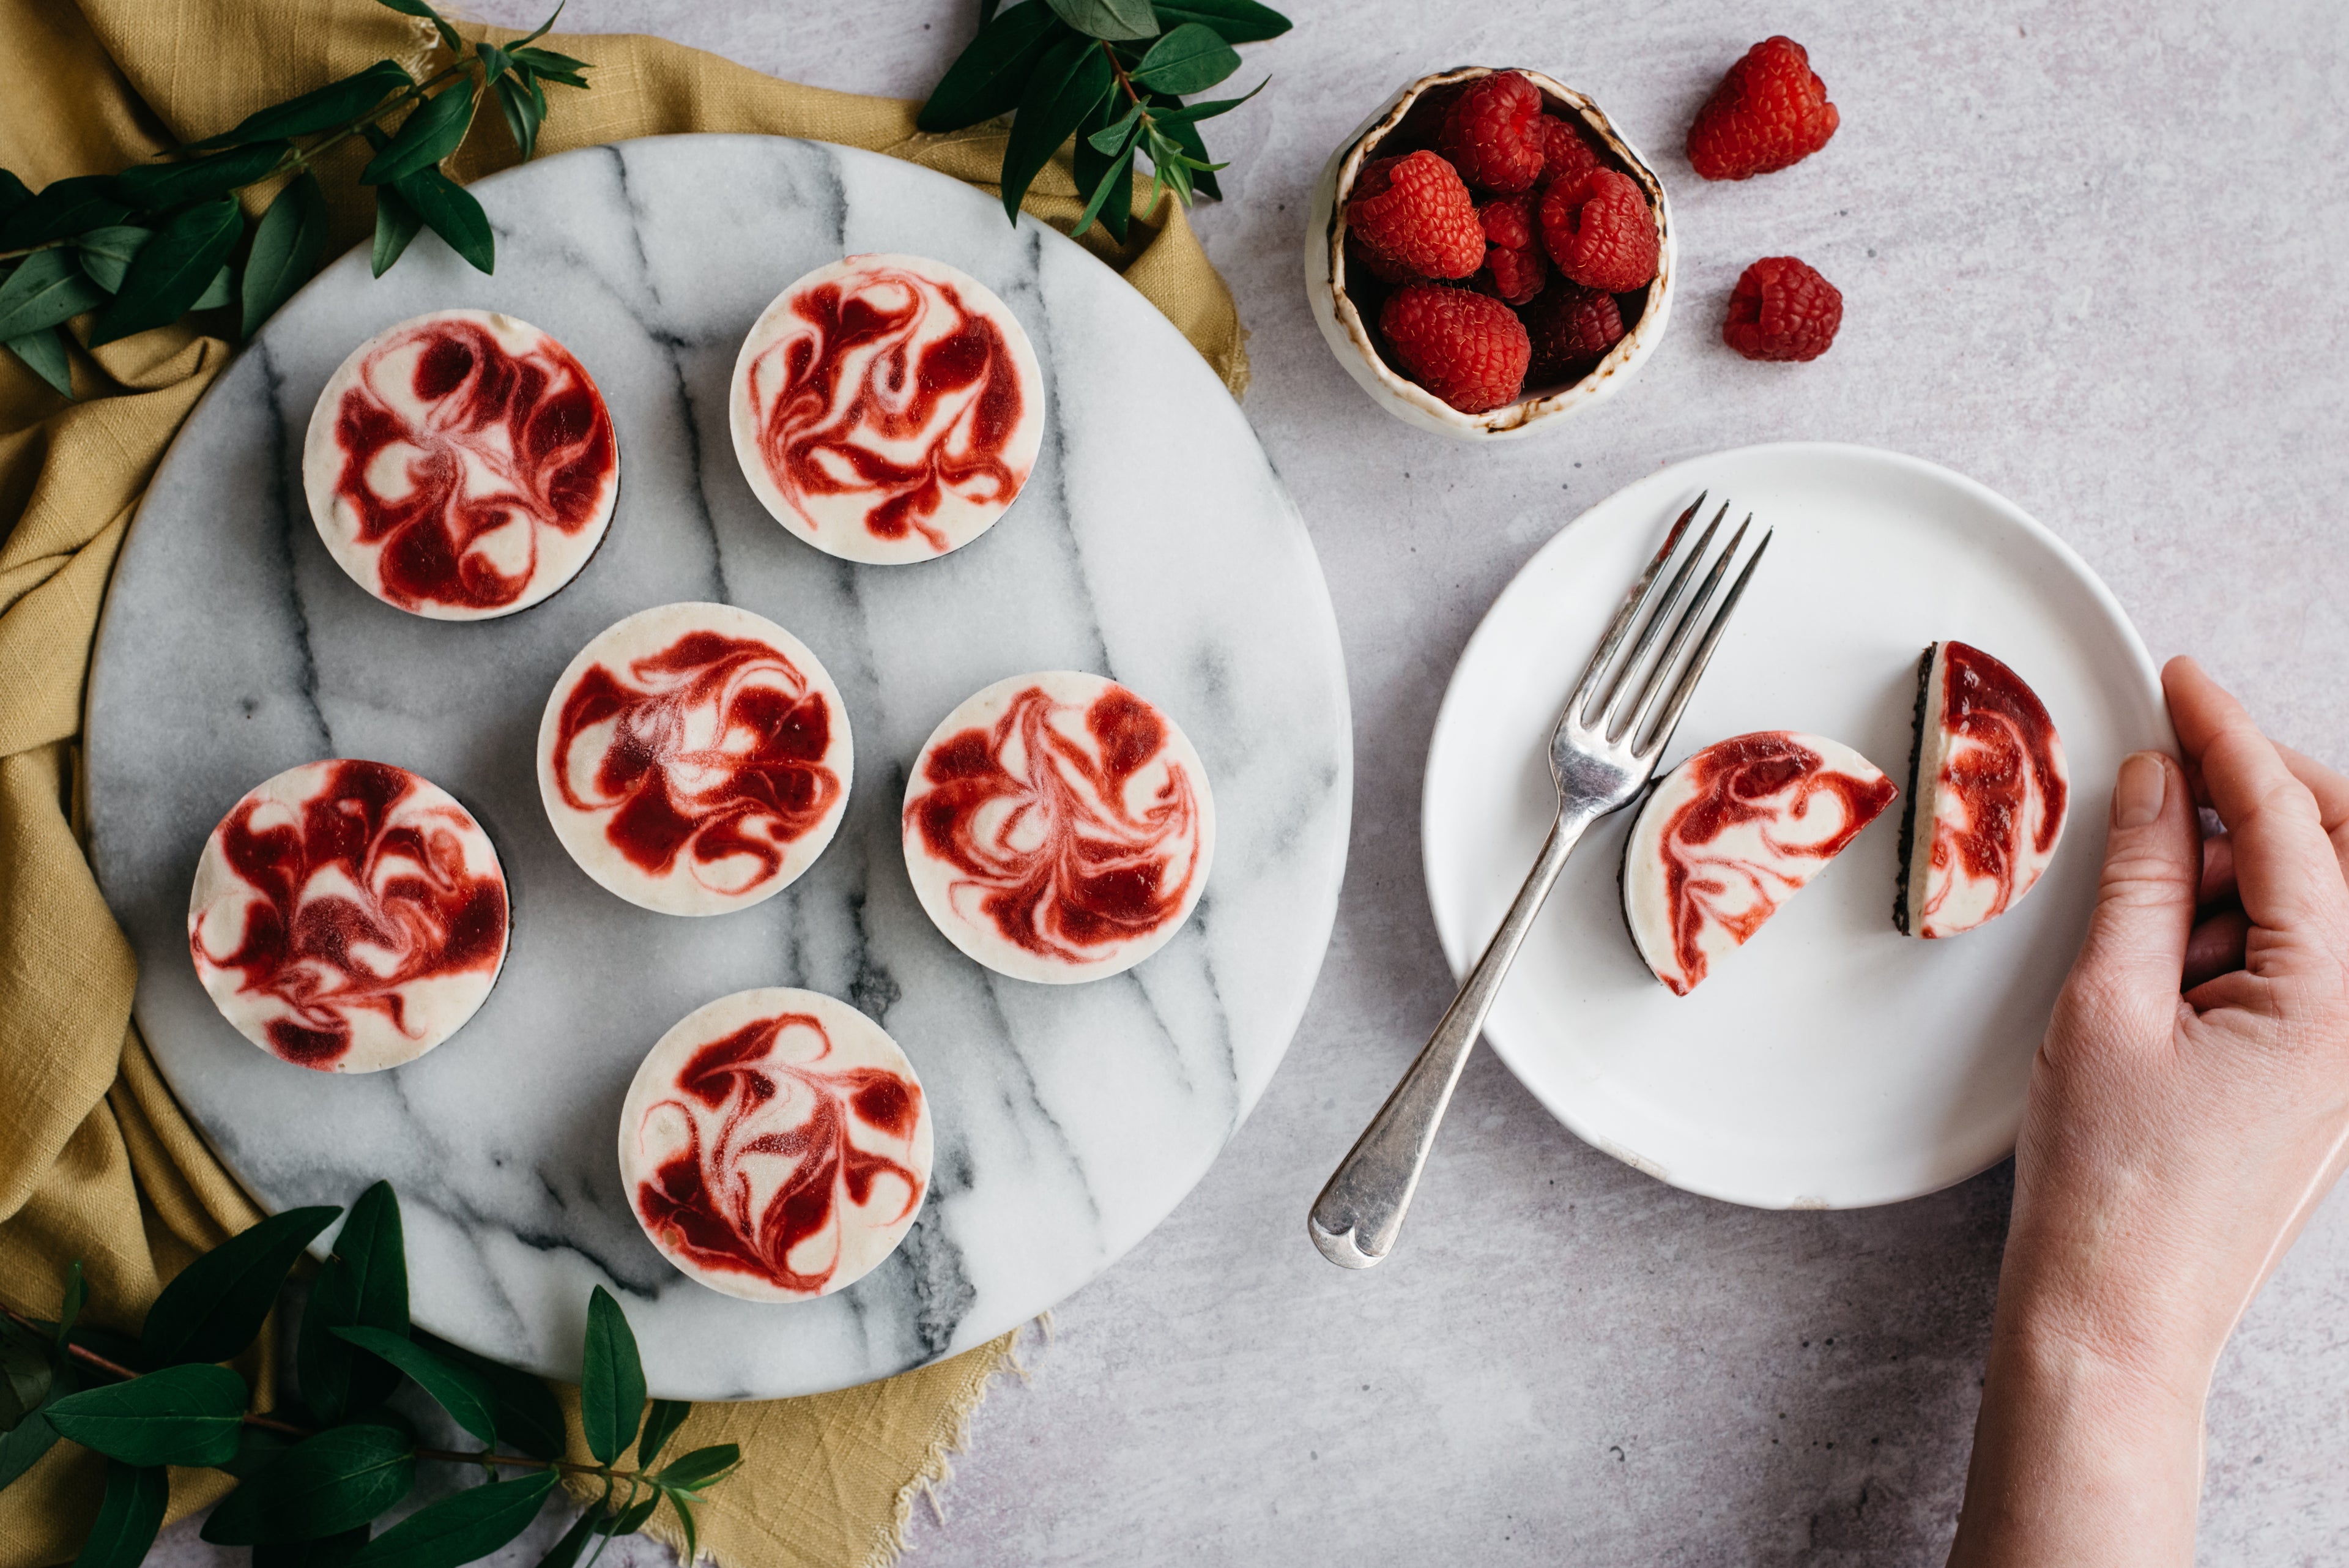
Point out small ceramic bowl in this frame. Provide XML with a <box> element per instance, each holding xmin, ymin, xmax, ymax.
<box><xmin>1303</xmin><ymin>67</ymin><xmax>1677</xmax><ymax>440</ymax></box>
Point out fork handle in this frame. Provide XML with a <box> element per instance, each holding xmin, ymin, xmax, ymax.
<box><xmin>1308</xmin><ymin>803</ymin><xmax>1600</xmax><ymax>1268</ymax></box>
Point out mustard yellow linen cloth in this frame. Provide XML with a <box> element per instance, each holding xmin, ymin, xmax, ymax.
<box><xmin>0</xmin><ymin>1</ymin><xmax>1248</xmax><ymax>1562</ymax></box>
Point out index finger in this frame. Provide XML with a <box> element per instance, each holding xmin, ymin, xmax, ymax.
<box><xmin>2162</xmin><ymin>658</ymin><xmax>2349</xmax><ymax>964</ymax></box>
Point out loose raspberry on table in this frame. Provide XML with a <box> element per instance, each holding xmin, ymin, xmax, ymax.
<box><xmin>1438</xmin><ymin>72</ymin><xmax>1549</xmax><ymax>194</ymax></box>
<box><xmin>1537</xmin><ymin>115</ymin><xmax>1601</xmax><ymax>189</ymax></box>
<box><xmin>1687</xmin><ymin>36</ymin><xmax>1839</xmax><ymax>181</ymax></box>
<box><xmin>1347</xmin><ymin>150</ymin><xmax>1483</xmax><ymax>281</ymax></box>
<box><xmin>1379</xmin><ymin>281</ymin><xmax>1531</xmax><ymax>414</ymax></box>
<box><xmin>1723</xmin><ymin>256</ymin><xmax>1842</xmax><ymax>361</ymax></box>
<box><xmin>1538</xmin><ymin>168</ymin><xmax>1658</xmax><ymax>293</ymax></box>
<box><xmin>1475</xmin><ymin>193</ymin><xmax>1547</xmax><ymax>307</ymax></box>
<box><xmin>1522</xmin><ymin>283</ymin><xmax>1625</xmax><ymax>385</ymax></box>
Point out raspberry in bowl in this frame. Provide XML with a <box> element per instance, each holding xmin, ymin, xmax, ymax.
<box><xmin>302</xmin><ymin>310</ymin><xmax>619</xmax><ymax>619</ymax></box>
<box><xmin>1305</xmin><ymin>68</ymin><xmax>1676</xmax><ymax>439</ymax></box>
<box><xmin>730</xmin><ymin>253</ymin><xmax>1044</xmax><ymax>565</ymax></box>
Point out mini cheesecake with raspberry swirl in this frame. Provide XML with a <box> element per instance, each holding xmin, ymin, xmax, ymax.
<box><xmin>902</xmin><ymin>671</ymin><xmax>1215</xmax><ymax>984</ymax></box>
<box><xmin>1621</xmin><ymin>732</ymin><xmax>1896</xmax><ymax>996</ymax></box>
<box><xmin>620</xmin><ymin>988</ymin><xmax>931</xmax><ymax>1302</ymax></box>
<box><xmin>1897</xmin><ymin>641</ymin><xmax>2069</xmax><ymax>938</ymax></box>
<box><xmin>188</xmin><ymin>759</ymin><xmax>510</xmax><ymax>1072</ymax></box>
<box><xmin>538</xmin><ymin>603</ymin><xmax>852</xmax><ymax>916</ymax></box>
<box><xmin>303</xmin><ymin>310</ymin><xmax>618</xmax><ymax>619</ymax></box>
<box><xmin>730</xmin><ymin>253</ymin><xmax>1044</xmax><ymax>565</ymax></box>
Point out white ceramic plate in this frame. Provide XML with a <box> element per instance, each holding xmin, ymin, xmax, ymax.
<box><xmin>1422</xmin><ymin>442</ymin><xmax>2171</xmax><ymax>1208</ymax></box>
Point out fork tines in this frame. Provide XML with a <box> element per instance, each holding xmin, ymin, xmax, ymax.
<box><xmin>1567</xmin><ymin>492</ymin><xmax>1772</xmax><ymax>759</ymax></box>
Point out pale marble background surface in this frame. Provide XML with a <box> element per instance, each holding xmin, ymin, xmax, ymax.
<box><xmin>150</xmin><ymin>0</ymin><xmax>2349</xmax><ymax>1563</ymax></box>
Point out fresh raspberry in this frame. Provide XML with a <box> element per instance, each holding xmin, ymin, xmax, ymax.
<box><xmin>1537</xmin><ymin>115</ymin><xmax>1601</xmax><ymax>189</ymax></box>
<box><xmin>1346</xmin><ymin>150</ymin><xmax>1482</xmax><ymax>281</ymax></box>
<box><xmin>1475</xmin><ymin>193</ymin><xmax>1546</xmax><ymax>307</ymax></box>
<box><xmin>1522</xmin><ymin>283</ymin><xmax>1625</xmax><ymax>385</ymax></box>
<box><xmin>1722</xmin><ymin>256</ymin><xmax>1842</xmax><ymax>361</ymax></box>
<box><xmin>1378</xmin><ymin>282</ymin><xmax>1530</xmax><ymax>414</ymax></box>
<box><xmin>1437</xmin><ymin>72</ymin><xmax>1548</xmax><ymax>195</ymax></box>
<box><xmin>1687</xmin><ymin>37</ymin><xmax>1839</xmax><ymax>180</ymax></box>
<box><xmin>1538</xmin><ymin>168</ymin><xmax>1658</xmax><ymax>293</ymax></box>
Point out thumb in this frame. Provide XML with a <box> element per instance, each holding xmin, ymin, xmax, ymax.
<box><xmin>2066</xmin><ymin>749</ymin><xmax>2199</xmax><ymax>1015</ymax></box>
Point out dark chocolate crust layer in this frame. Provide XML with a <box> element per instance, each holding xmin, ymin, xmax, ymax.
<box><xmin>1618</xmin><ymin>778</ymin><xmax>1667</xmax><ymax>988</ymax></box>
<box><xmin>1892</xmin><ymin>642</ymin><xmax>1937</xmax><ymax>935</ymax></box>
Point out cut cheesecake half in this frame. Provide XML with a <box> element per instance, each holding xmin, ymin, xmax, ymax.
<box><xmin>1897</xmin><ymin>641</ymin><xmax>2069</xmax><ymax>938</ymax></box>
<box><xmin>1622</xmin><ymin>732</ymin><xmax>1898</xmax><ymax>995</ymax></box>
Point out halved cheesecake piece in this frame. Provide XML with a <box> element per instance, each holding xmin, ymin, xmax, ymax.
<box><xmin>1896</xmin><ymin>641</ymin><xmax>2069</xmax><ymax>938</ymax></box>
<box><xmin>188</xmin><ymin>759</ymin><xmax>510</xmax><ymax>1071</ymax></box>
<box><xmin>620</xmin><ymin>987</ymin><xmax>932</xmax><ymax>1302</ymax></box>
<box><xmin>303</xmin><ymin>310</ymin><xmax>618</xmax><ymax>619</ymax></box>
<box><xmin>730</xmin><ymin>253</ymin><xmax>1044</xmax><ymax>565</ymax></box>
<box><xmin>1622</xmin><ymin>732</ymin><xmax>1897</xmax><ymax>995</ymax></box>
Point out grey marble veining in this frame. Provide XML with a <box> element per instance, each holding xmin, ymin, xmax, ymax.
<box><xmin>84</xmin><ymin>135</ymin><xmax>1351</xmax><ymax>1401</ymax></box>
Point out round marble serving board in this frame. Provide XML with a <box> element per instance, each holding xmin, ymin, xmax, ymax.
<box><xmin>84</xmin><ymin>135</ymin><xmax>1351</xmax><ymax>1400</ymax></box>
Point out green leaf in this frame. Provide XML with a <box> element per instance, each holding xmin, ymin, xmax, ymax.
<box><xmin>634</xmin><ymin>1399</ymin><xmax>690</xmax><ymax>1470</ymax></box>
<box><xmin>514</xmin><ymin>0</ymin><xmax>567</xmax><ymax>47</ymax></box>
<box><xmin>45</xmin><ymin>1362</ymin><xmax>248</xmax><ymax>1467</ymax></box>
<box><xmin>56</xmin><ymin>1263</ymin><xmax>87</xmax><ymax>1353</ymax></box>
<box><xmin>1149</xmin><ymin>0</ymin><xmax>1289</xmax><ymax>43</ymax></box>
<box><xmin>86</xmin><ymin>198</ymin><xmax>242</xmax><ymax>346</ymax></box>
<box><xmin>0</xmin><ymin>1359</ymin><xmax>72</xmax><ymax>1489</ymax></box>
<box><xmin>348</xmin><ymin>1470</ymin><xmax>558</xmax><ymax>1568</ymax></box>
<box><xmin>1043</xmin><ymin>0</ymin><xmax>1157</xmax><ymax>40</ymax></box>
<box><xmin>111</xmin><ymin>141</ymin><xmax>289</xmax><ymax>210</ymax></box>
<box><xmin>999</xmin><ymin>31</ymin><xmax>1116</xmax><ymax>223</ymax></box>
<box><xmin>1141</xmin><ymin>92</ymin><xmax>1221</xmax><ymax>199</ymax></box>
<box><xmin>396</xmin><ymin>167</ymin><xmax>494</xmax><ymax>273</ymax></box>
<box><xmin>2</xmin><ymin>1330</ymin><xmax>50</xmax><ymax>1427</ymax></box>
<box><xmin>650</xmin><ymin>1443</ymin><xmax>739</xmax><ymax>1495</ymax></box>
<box><xmin>493</xmin><ymin>73</ymin><xmax>545</xmax><ymax>162</ymax></box>
<box><xmin>659</xmin><ymin>1487</ymin><xmax>699</xmax><ymax>1568</ymax></box>
<box><xmin>300</xmin><ymin>1180</ymin><xmax>410</xmax><ymax>1424</ymax></box>
<box><xmin>360</xmin><ymin>81</ymin><xmax>478</xmax><ymax>186</ymax></box>
<box><xmin>979</xmin><ymin>0</ymin><xmax>1004</xmax><ymax>21</ymax></box>
<box><xmin>508</xmin><ymin>46</ymin><xmax>589</xmax><ymax>86</ymax></box>
<box><xmin>0</xmin><ymin>168</ymin><xmax>29</xmax><ymax>221</ymax></box>
<box><xmin>136</xmin><ymin>1204</ymin><xmax>339</xmax><ymax>1365</ymax></box>
<box><xmin>331</xmin><ymin>1329</ymin><xmax>496</xmax><ymax>1447</ymax></box>
<box><xmin>220</xmin><ymin>1420</ymin><xmax>293</xmax><ymax>1481</ymax></box>
<box><xmin>1130</xmin><ymin>22</ymin><xmax>1238</xmax><ymax>93</ymax></box>
<box><xmin>377</xmin><ymin>0</ymin><xmax>462</xmax><ymax>56</ymax></box>
<box><xmin>532</xmin><ymin>1506</ymin><xmax>596</xmax><ymax>1568</ymax></box>
<box><xmin>0</xmin><ymin>248</ymin><xmax>109</xmax><ymax>340</ymax></box>
<box><xmin>598</xmin><ymin>1490</ymin><xmax>657</xmax><ymax>1536</ymax></box>
<box><xmin>477</xmin><ymin>42</ymin><xmax>514</xmax><ymax>87</ymax></box>
<box><xmin>70</xmin><ymin>1462</ymin><xmax>168</xmax><ymax>1568</ymax></box>
<box><xmin>240</xmin><ymin>170</ymin><xmax>327</xmax><ymax>339</ymax></box>
<box><xmin>73</xmin><ymin>226</ymin><xmax>153</xmax><ymax>292</ymax></box>
<box><xmin>1144</xmin><ymin>75</ymin><xmax>1266</xmax><ymax>126</ymax></box>
<box><xmin>371</xmin><ymin>185</ymin><xmax>423</xmax><ymax>277</ymax></box>
<box><xmin>254</xmin><ymin>1526</ymin><xmax>370</xmax><ymax>1568</ymax></box>
<box><xmin>191</xmin><ymin>264</ymin><xmax>234</xmax><ymax>311</ymax></box>
<box><xmin>199</xmin><ymin>1422</ymin><xmax>415</xmax><ymax>1546</ymax></box>
<box><xmin>0</xmin><ymin>176</ymin><xmax>131</xmax><ymax>250</ymax></box>
<box><xmin>578</xmin><ymin>1287</ymin><xmax>644</xmax><ymax>1466</ymax></box>
<box><xmin>407</xmin><ymin>1336</ymin><xmax>562</xmax><ymax>1462</ymax></box>
<box><xmin>4</xmin><ymin>326</ymin><xmax>75</xmax><ymax>398</ymax></box>
<box><xmin>1072</xmin><ymin>95</ymin><xmax>1137</xmax><ymax>242</ymax></box>
<box><xmin>916</xmin><ymin>1</ymin><xmax>1068</xmax><ymax>133</ymax></box>
<box><xmin>182</xmin><ymin>61</ymin><xmax>415</xmax><ymax>150</ymax></box>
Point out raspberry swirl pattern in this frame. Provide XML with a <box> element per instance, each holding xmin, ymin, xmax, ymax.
<box><xmin>1903</xmin><ymin>641</ymin><xmax>2069</xmax><ymax>938</ymax></box>
<box><xmin>538</xmin><ymin>603</ymin><xmax>852</xmax><ymax>916</ymax></box>
<box><xmin>302</xmin><ymin>310</ymin><xmax>618</xmax><ymax>620</ymax></box>
<box><xmin>730</xmin><ymin>253</ymin><xmax>1044</xmax><ymax>565</ymax></box>
<box><xmin>187</xmin><ymin>759</ymin><xmax>510</xmax><ymax>1072</ymax></box>
<box><xmin>902</xmin><ymin>670</ymin><xmax>1216</xmax><ymax>984</ymax></box>
<box><xmin>1622</xmin><ymin>731</ymin><xmax>1896</xmax><ymax>995</ymax></box>
<box><xmin>619</xmin><ymin>989</ymin><xmax>932</xmax><ymax>1302</ymax></box>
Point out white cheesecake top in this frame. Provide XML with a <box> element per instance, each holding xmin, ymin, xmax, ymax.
<box><xmin>902</xmin><ymin>671</ymin><xmax>1214</xmax><ymax>984</ymax></box>
<box><xmin>187</xmin><ymin>759</ymin><xmax>509</xmax><ymax>1072</ymax></box>
<box><xmin>1624</xmin><ymin>732</ymin><xmax>1896</xmax><ymax>996</ymax></box>
<box><xmin>729</xmin><ymin>253</ymin><xmax>1044</xmax><ymax>565</ymax></box>
<box><xmin>302</xmin><ymin>310</ymin><xmax>618</xmax><ymax>620</ymax></box>
<box><xmin>538</xmin><ymin>602</ymin><xmax>852</xmax><ymax>916</ymax></box>
<box><xmin>1906</xmin><ymin>641</ymin><xmax>2069</xmax><ymax>938</ymax></box>
<box><xmin>620</xmin><ymin>987</ymin><xmax>932</xmax><ymax>1302</ymax></box>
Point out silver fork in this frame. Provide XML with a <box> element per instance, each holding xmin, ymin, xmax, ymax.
<box><xmin>1308</xmin><ymin>494</ymin><xmax>1770</xmax><ymax>1269</ymax></box>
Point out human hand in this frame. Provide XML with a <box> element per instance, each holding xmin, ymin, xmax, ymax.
<box><xmin>1949</xmin><ymin>656</ymin><xmax>2349</xmax><ymax>1566</ymax></box>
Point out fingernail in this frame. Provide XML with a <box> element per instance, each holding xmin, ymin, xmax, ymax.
<box><xmin>2113</xmin><ymin>751</ymin><xmax>2167</xmax><ymax>828</ymax></box>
